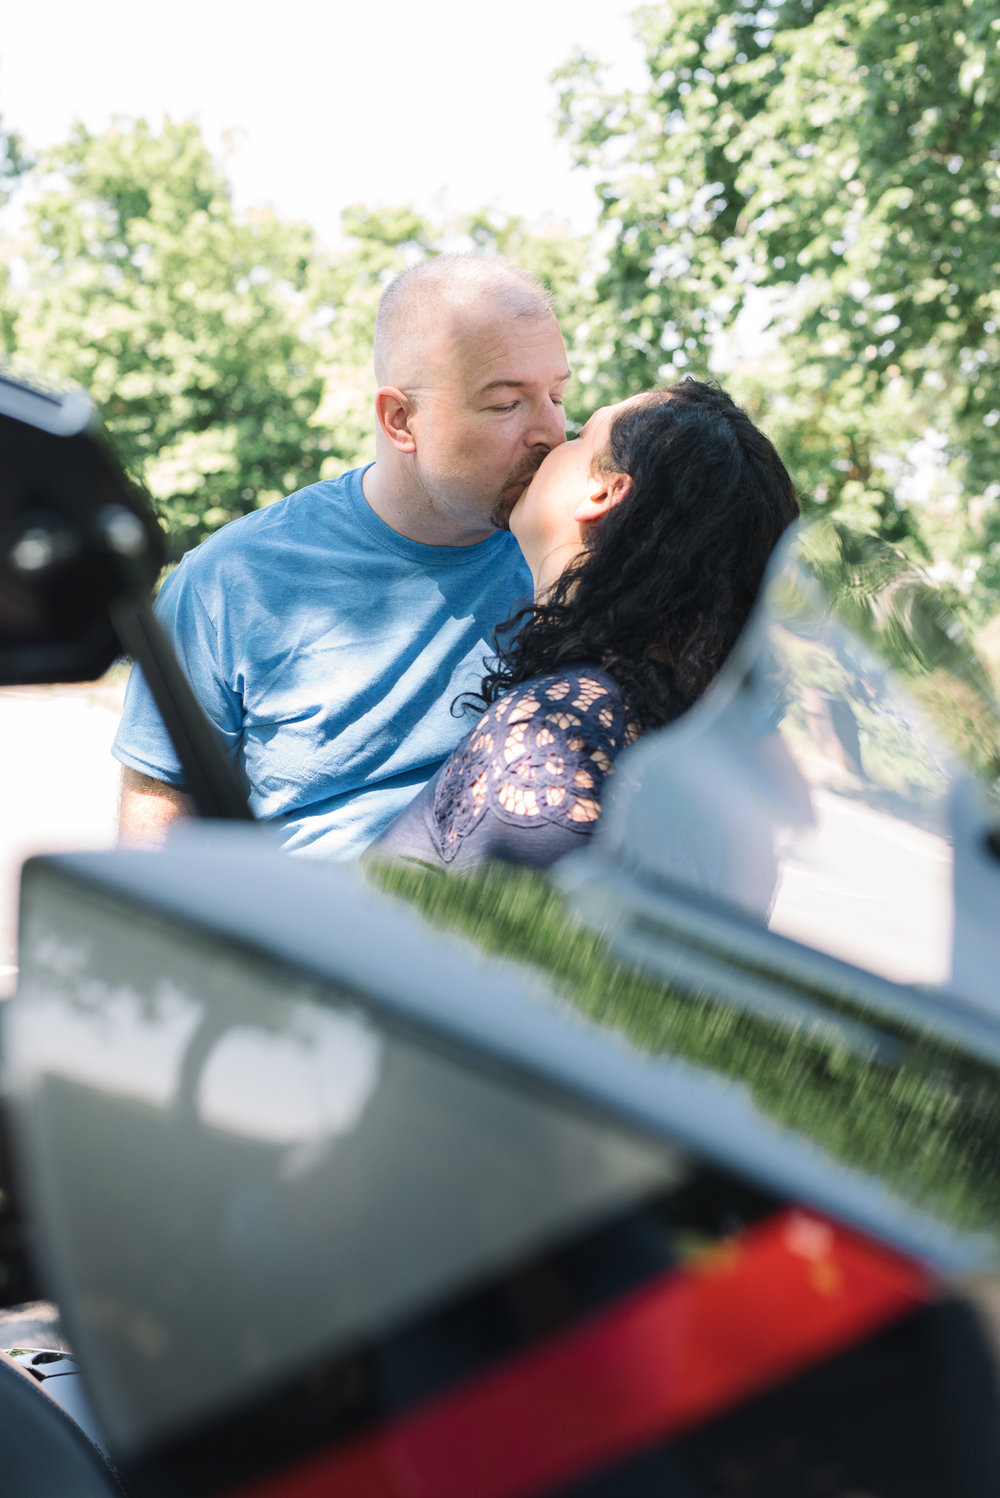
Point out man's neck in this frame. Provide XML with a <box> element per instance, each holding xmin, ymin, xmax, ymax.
<box><xmin>361</xmin><ymin>462</ymin><xmax>496</xmax><ymax>548</ymax></box>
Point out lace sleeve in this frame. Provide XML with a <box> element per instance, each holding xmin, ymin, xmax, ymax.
<box><xmin>431</xmin><ymin>670</ymin><xmax>641</xmax><ymax>864</ymax></box>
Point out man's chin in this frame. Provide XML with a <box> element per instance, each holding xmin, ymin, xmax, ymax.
<box><xmin>488</xmin><ymin>492</ymin><xmax>520</xmax><ymax>532</ymax></box>
<box><xmin>490</xmin><ymin>475</ymin><xmax>535</xmax><ymax>531</ymax></box>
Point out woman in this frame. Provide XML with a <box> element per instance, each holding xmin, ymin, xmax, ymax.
<box><xmin>375</xmin><ymin>377</ymin><xmax>800</xmax><ymax>870</ymax></box>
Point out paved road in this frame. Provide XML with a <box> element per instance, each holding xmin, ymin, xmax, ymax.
<box><xmin>0</xmin><ymin>682</ymin><xmax>120</xmax><ymax>1352</ymax></box>
<box><xmin>0</xmin><ymin>678</ymin><xmax>125</xmax><ymax>994</ymax></box>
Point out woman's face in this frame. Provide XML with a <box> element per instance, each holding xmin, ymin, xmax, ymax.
<box><xmin>509</xmin><ymin>399</ymin><xmax>634</xmax><ymax>590</ymax></box>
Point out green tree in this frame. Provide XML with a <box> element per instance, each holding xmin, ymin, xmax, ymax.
<box><xmin>555</xmin><ymin>0</ymin><xmax>1000</xmax><ymax>609</ymax></box>
<box><xmin>0</xmin><ymin>117</ymin><xmax>31</xmax><ymax>209</ymax></box>
<box><xmin>2</xmin><ymin>115</ymin><xmax>597</xmax><ymax>559</ymax></box>
<box><xmin>0</xmin><ymin>117</ymin><xmax>33</xmax><ymax>351</ymax></box>
<box><xmin>1</xmin><ymin>117</ymin><xmax>326</xmax><ymax>558</ymax></box>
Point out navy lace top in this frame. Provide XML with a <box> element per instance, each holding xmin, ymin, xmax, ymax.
<box><xmin>374</xmin><ymin>668</ymin><xmax>642</xmax><ymax>872</ymax></box>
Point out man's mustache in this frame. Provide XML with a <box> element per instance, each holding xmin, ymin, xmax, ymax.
<box><xmin>490</xmin><ymin>452</ymin><xmax>549</xmax><ymax>532</ymax></box>
<box><xmin>509</xmin><ymin>450</ymin><xmax>549</xmax><ymax>487</ymax></box>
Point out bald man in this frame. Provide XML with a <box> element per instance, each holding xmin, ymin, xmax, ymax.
<box><xmin>113</xmin><ymin>256</ymin><xmax>570</xmax><ymax>856</ymax></box>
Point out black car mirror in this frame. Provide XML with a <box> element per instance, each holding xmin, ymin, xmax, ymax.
<box><xmin>0</xmin><ymin>368</ymin><xmax>251</xmax><ymax>820</ymax></box>
<box><xmin>0</xmin><ymin>369</ymin><xmax>164</xmax><ymax>684</ymax></box>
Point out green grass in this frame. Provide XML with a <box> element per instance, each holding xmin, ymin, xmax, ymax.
<box><xmin>368</xmin><ymin>859</ymin><xmax>1000</xmax><ymax>1242</ymax></box>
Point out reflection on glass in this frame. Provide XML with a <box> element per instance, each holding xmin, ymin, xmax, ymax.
<box><xmin>197</xmin><ymin>1007</ymin><xmax>382</xmax><ymax>1161</ymax></box>
<box><xmin>798</xmin><ymin>520</ymin><xmax>1000</xmax><ymax>787</ymax></box>
<box><xmin>574</xmin><ymin>519</ymin><xmax>1000</xmax><ymax>1002</ymax></box>
<box><xmin>761</xmin><ymin>571</ymin><xmax>953</xmax><ymax>985</ymax></box>
<box><xmin>13</xmin><ymin>927</ymin><xmax>202</xmax><ymax>1108</ymax></box>
<box><xmin>370</xmin><ymin>859</ymin><xmax>1000</xmax><ymax>1254</ymax></box>
<box><xmin>10</xmin><ymin>868</ymin><xmax>677</xmax><ymax>1454</ymax></box>
<box><xmin>367</xmin><ymin>522</ymin><xmax>1000</xmax><ymax>1256</ymax></box>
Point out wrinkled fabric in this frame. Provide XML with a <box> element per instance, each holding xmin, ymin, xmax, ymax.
<box><xmin>113</xmin><ymin>466</ymin><xmax>531</xmax><ymax>859</ymax></box>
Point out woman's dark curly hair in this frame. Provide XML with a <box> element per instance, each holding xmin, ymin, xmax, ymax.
<box><xmin>480</xmin><ymin>378</ymin><xmax>800</xmax><ymax>727</ymax></box>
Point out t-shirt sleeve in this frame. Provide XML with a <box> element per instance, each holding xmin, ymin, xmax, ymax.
<box><xmin>111</xmin><ymin>557</ymin><xmax>244</xmax><ymax>786</ymax></box>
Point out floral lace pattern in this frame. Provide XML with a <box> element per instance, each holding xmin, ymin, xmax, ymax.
<box><xmin>432</xmin><ymin>670</ymin><xmax>640</xmax><ymax>862</ymax></box>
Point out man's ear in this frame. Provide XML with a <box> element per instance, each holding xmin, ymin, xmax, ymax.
<box><xmin>573</xmin><ymin>471</ymin><xmax>633</xmax><ymax>524</ymax></box>
<box><xmin>374</xmin><ymin>387</ymin><xmax>417</xmax><ymax>453</ymax></box>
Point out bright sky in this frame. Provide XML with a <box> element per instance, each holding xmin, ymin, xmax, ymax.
<box><xmin>0</xmin><ymin>0</ymin><xmax>646</xmax><ymax>245</ymax></box>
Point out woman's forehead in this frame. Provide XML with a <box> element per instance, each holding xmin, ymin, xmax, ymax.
<box><xmin>597</xmin><ymin>391</ymin><xmax>656</xmax><ymax>423</ymax></box>
<box><xmin>583</xmin><ymin>395</ymin><xmax>642</xmax><ymax>439</ymax></box>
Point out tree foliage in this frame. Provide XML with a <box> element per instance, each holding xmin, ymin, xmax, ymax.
<box><xmin>0</xmin><ymin>117</ymin><xmax>594</xmax><ymax>558</ymax></box>
<box><xmin>555</xmin><ymin>0</ymin><xmax>1000</xmax><ymax>611</ymax></box>
<box><xmin>1</xmin><ymin>118</ymin><xmax>326</xmax><ymax>558</ymax></box>
<box><xmin>6</xmin><ymin>22</ymin><xmax>996</xmax><ymax>619</ymax></box>
<box><xmin>0</xmin><ymin>117</ymin><xmax>32</xmax><ymax>210</ymax></box>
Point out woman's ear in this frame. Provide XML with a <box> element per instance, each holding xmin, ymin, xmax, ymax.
<box><xmin>573</xmin><ymin>471</ymin><xmax>633</xmax><ymax>525</ymax></box>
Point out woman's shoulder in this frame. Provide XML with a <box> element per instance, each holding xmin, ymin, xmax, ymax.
<box><xmin>476</xmin><ymin>665</ymin><xmax>642</xmax><ymax>761</ymax></box>
<box><xmin>431</xmin><ymin>666</ymin><xmax>641</xmax><ymax>860</ymax></box>
<box><xmin>484</xmin><ymin>665</ymin><xmax>636</xmax><ymax>723</ymax></box>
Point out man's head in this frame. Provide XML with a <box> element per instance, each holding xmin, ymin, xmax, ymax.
<box><xmin>371</xmin><ymin>257</ymin><xmax>570</xmax><ymax>543</ymax></box>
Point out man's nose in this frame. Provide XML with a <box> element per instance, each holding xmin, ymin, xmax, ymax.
<box><xmin>528</xmin><ymin>398</ymin><xmax>568</xmax><ymax>450</ymax></box>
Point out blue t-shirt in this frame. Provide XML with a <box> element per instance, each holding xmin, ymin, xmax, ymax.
<box><xmin>112</xmin><ymin>466</ymin><xmax>532</xmax><ymax>858</ymax></box>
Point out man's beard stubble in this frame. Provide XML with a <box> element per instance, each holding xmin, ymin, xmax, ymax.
<box><xmin>488</xmin><ymin>452</ymin><xmax>547</xmax><ymax>532</ymax></box>
<box><xmin>488</xmin><ymin>494</ymin><xmax>516</xmax><ymax>532</ymax></box>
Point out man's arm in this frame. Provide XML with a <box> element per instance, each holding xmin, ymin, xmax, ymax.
<box><xmin>118</xmin><ymin>767</ymin><xmax>194</xmax><ymax>845</ymax></box>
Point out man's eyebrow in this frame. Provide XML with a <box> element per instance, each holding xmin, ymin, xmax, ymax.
<box><xmin>478</xmin><ymin>370</ymin><xmax>572</xmax><ymax>394</ymax></box>
<box><xmin>479</xmin><ymin>373</ymin><xmax>574</xmax><ymax>392</ymax></box>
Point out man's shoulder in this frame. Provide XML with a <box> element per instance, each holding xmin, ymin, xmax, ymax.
<box><xmin>173</xmin><ymin>469</ymin><xmax>368</xmax><ymax>577</ymax></box>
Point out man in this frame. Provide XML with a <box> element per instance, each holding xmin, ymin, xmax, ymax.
<box><xmin>113</xmin><ymin>256</ymin><xmax>570</xmax><ymax>857</ymax></box>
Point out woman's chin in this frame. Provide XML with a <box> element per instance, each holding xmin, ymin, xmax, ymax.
<box><xmin>507</xmin><ymin>497</ymin><xmax>527</xmax><ymax>542</ymax></box>
<box><xmin>507</xmin><ymin>515</ymin><xmax>533</xmax><ymax>570</ymax></box>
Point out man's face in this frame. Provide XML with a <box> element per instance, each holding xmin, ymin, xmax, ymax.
<box><xmin>405</xmin><ymin>310</ymin><xmax>570</xmax><ymax>534</ymax></box>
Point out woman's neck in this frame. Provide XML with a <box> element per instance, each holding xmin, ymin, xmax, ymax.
<box><xmin>532</xmin><ymin>541</ymin><xmax>586</xmax><ymax>601</ymax></box>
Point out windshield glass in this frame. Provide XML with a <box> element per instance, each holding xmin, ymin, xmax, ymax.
<box><xmin>577</xmin><ymin>519</ymin><xmax>1000</xmax><ymax>1009</ymax></box>
<box><xmin>361</xmin><ymin>529</ymin><xmax>1000</xmax><ymax>1264</ymax></box>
